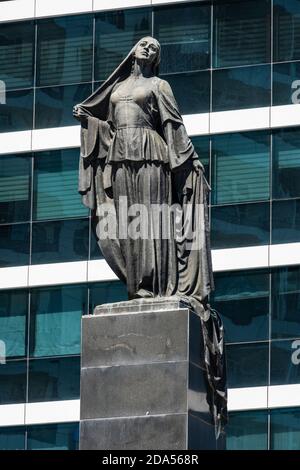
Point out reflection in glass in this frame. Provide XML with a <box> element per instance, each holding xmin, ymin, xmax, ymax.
<box><xmin>30</xmin><ymin>285</ymin><xmax>86</xmax><ymax>357</ymax></box>
<box><xmin>95</xmin><ymin>9</ymin><xmax>151</xmax><ymax>81</ymax></box>
<box><xmin>0</xmin><ymin>89</ymin><xmax>33</xmax><ymax>132</ymax></box>
<box><xmin>212</xmin><ymin>131</ymin><xmax>270</xmax><ymax>204</ymax></box>
<box><xmin>0</xmin><ymin>154</ymin><xmax>31</xmax><ymax>224</ymax></box>
<box><xmin>272</xmin><ymin>199</ymin><xmax>300</xmax><ymax>244</ymax></box>
<box><xmin>33</xmin><ymin>149</ymin><xmax>88</xmax><ymax>221</ymax></box>
<box><xmin>227</xmin><ymin>410</ymin><xmax>268</xmax><ymax>450</ymax></box>
<box><xmin>34</xmin><ymin>83</ymin><xmax>92</xmax><ymax>129</ymax></box>
<box><xmin>272</xmin><ymin>266</ymin><xmax>300</xmax><ymax>339</ymax></box>
<box><xmin>0</xmin><ymin>427</ymin><xmax>25</xmax><ymax>450</ymax></box>
<box><xmin>28</xmin><ymin>356</ymin><xmax>80</xmax><ymax>402</ymax></box>
<box><xmin>226</xmin><ymin>342</ymin><xmax>269</xmax><ymax>388</ymax></box>
<box><xmin>270</xmin><ymin>339</ymin><xmax>300</xmax><ymax>385</ymax></box>
<box><xmin>154</xmin><ymin>3</ymin><xmax>210</xmax><ymax>73</ymax></box>
<box><xmin>27</xmin><ymin>423</ymin><xmax>79</xmax><ymax>450</ymax></box>
<box><xmin>0</xmin><ymin>21</ymin><xmax>35</xmax><ymax>90</ymax></box>
<box><xmin>211</xmin><ymin>202</ymin><xmax>270</xmax><ymax>249</ymax></box>
<box><xmin>213</xmin><ymin>270</ymin><xmax>269</xmax><ymax>343</ymax></box>
<box><xmin>161</xmin><ymin>71</ymin><xmax>210</xmax><ymax>114</ymax></box>
<box><xmin>0</xmin><ymin>360</ymin><xmax>27</xmax><ymax>404</ymax></box>
<box><xmin>37</xmin><ymin>15</ymin><xmax>93</xmax><ymax>86</ymax></box>
<box><xmin>214</xmin><ymin>0</ymin><xmax>271</xmax><ymax>68</ymax></box>
<box><xmin>31</xmin><ymin>218</ymin><xmax>89</xmax><ymax>264</ymax></box>
<box><xmin>274</xmin><ymin>0</ymin><xmax>300</xmax><ymax>62</ymax></box>
<box><xmin>270</xmin><ymin>408</ymin><xmax>300</xmax><ymax>450</ymax></box>
<box><xmin>0</xmin><ymin>290</ymin><xmax>28</xmax><ymax>358</ymax></box>
<box><xmin>89</xmin><ymin>281</ymin><xmax>127</xmax><ymax>313</ymax></box>
<box><xmin>212</xmin><ymin>65</ymin><xmax>271</xmax><ymax>111</ymax></box>
<box><xmin>0</xmin><ymin>223</ymin><xmax>30</xmax><ymax>267</ymax></box>
<box><xmin>273</xmin><ymin>128</ymin><xmax>300</xmax><ymax>199</ymax></box>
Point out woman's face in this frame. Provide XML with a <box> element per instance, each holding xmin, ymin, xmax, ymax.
<box><xmin>134</xmin><ymin>37</ymin><xmax>160</xmax><ymax>66</ymax></box>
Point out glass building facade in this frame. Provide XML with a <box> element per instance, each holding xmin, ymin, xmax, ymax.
<box><xmin>0</xmin><ymin>0</ymin><xmax>300</xmax><ymax>450</ymax></box>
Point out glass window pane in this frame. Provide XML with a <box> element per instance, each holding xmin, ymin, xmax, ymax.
<box><xmin>154</xmin><ymin>3</ymin><xmax>210</xmax><ymax>73</ymax></box>
<box><xmin>31</xmin><ymin>218</ymin><xmax>89</xmax><ymax>264</ymax></box>
<box><xmin>270</xmin><ymin>339</ymin><xmax>300</xmax><ymax>385</ymax></box>
<box><xmin>274</xmin><ymin>0</ymin><xmax>300</xmax><ymax>62</ymax></box>
<box><xmin>212</xmin><ymin>65</ymin><xmax>271</xmax><ymax>111</ymax></box>
<box><xmin>214</xmin><ymin>0</ymin><xmax>271</xmax><ymax>68</ymax></box>
<box><xmin>27</xmin><ymin>423</ymin><xmax>79</xmax><ymax>450</ymax></box>
<box><xmin>226</xmin><ymin>342</ymin><xmax>269</xmax><ymax>388</ymax></box>
<box><xmin>0</xmin><ymin>360</ymin><xmax>27</xmax><ymax>404</ymax></box>
<box><xmin>227</xmin><ymin>410</ymin><xmax>268</xmax><ymax>450</ymax></box>
<box><xmin>0</xmin><ymin>154</ymin><xmax>31</xmax><ymax>224</ymax></box>
<box><xmin>28</xmin><ymin>356</ymin><xmax>80</xmax><ymax>402</ymax></box>
<box><xmin>272</xmin><ymin>266</ymin><xmax>300</xmax><ymax>339</ymax></box>
<box><xmin>0</xmin><ymin>88</ymin><xmax>33</xmax><ymax>132</ymax></box>
<box><xmin>90</xmin><ymin>218</ymin><xmax>103</xmax><ymax>261</ymax></box>
<box><xmin>0</xmin><ymin>223</ymin><xmax>30</xmax><ymax>267</ymax></box>
<box><xmin>0</xmin><ymin>426</ymin><xmax>25</xmax><ymax>450</ymax></box>
<box><xmin>211</xmin><ymin>202</ymin><xmax>270</xmax><ymax>249</ymax></box>
<box><xmin>89</xmin><ymin>281</ymin><xmax>128</xmax><ymax>313</ymax></box>
<box><xmin>34</xmin><ymin>83</ymin><xmax>92</xmax><ymax>129</ymax></box>
<box><xmin>273</xmin><ymin>62</ymin><xmax>300</xmax><ymax>106</ymax></box>
<box><xmin>271</xmin><ymin>408</ymin><xmax>300</xmax><ymax>450</ymax></box>
<box><xmin>33</xmin><ymin>149</ymin><xmax>88</xmax><ymax>221</ymax></box>
<box><xmin>212</xmin><ymin>132</ymin><xmax>270</xmax><ymax>205</ymax></box>
<box><xmin>161</xmin><ymin>71</ymin><xmax>210</xmax><ymax>114</ymax></box>
<box><xmin>272</xmin><ymin>199</ymin><xmax>300</xmax><ymax>244</ymax></box>
<box><xmin>95</xmin><ymin>9</ymin><xmax>151</xmax><ymax>81</ymax></box>
<box><xmin>190</xmin><ymin>135</ymin><xmax>210</xmax><ymax>181</ymax></box>
<box><xmin>30</xmin><ymin>285</ymin><xmax>86</xmax><ymax>358</ymax></box>
<box><xmin>0</xmin><ymin>289</ymin><xmax>28</xmax><ymax>359</ymax></box>
<box><xmin>0</xmin><ymin>21</ymin><xmax>34</xmax><ymax>90</ymax></box>
<box><xmin>37</xmin><ymin>15</ymin><xmax>93</xmax><ymax>87</ymax></box>
<box><xmin>212</xmin><ymin>270</ymin><xmax>269</xmax><ymax>343</ymax></box>
<box><xmin>273</xmin><ymin>128</ymin><xmax>300</xmax><ymax>199</ymax></box>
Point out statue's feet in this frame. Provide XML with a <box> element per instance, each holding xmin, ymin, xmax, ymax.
<box><xmin>133</xmin><ymin>289</ymin><xmax>154</xmax><ymax>299</ymax></box>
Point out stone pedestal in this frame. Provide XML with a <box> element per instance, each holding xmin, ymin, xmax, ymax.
<box><xmin>79</xmin><ymin>297</ymin><xmax>225</xmax><ymax>450</ymax></box>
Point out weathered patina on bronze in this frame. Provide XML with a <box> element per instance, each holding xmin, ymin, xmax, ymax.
<box><xmin>74</xmin><ymin>37</ymin><xmax>227</xmax><ymax>435</ymax></box>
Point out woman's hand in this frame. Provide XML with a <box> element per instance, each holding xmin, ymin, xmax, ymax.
<box><xmin>73</xmin><ymin>105</ymin><xmax>88</xmax><ymax>124</ymax></box>
<box><xmin>192</xmin><ymin>159</ymin><xmax>204</xmax><ymax>174</ymax></box>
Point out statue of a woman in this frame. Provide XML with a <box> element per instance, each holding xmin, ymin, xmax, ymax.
<box><xmin>74</xmin><ymin>37</ymin><xmax>227</xmax><ymax>434</ymax></box>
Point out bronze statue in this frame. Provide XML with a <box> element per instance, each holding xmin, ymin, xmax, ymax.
<box><xmin>74</xmin><ymin>37</ymin><xmax>227</xmax><ymax>435</ymax></box>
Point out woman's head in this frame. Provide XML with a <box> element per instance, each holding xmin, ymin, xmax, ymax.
<box><xmin>133</xmin><ymin>37</ymin><xmax>161</xmax><ymax>73</ymax></box>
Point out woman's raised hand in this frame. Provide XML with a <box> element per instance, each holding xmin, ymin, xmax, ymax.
<box><xmin>192</xmin><ymin>159</ymin><xmax>204</xmax><ymax>174</ymax></box>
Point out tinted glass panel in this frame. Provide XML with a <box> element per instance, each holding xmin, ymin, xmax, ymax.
<box><xmin>37</xmin><ymin>15</ymin><xmax>93</xmax><ymax>86</ymax></box>
<box><xmin>274</xmin><ymin>0</ymin><xmax>300</xmax><ymax>62</ymax></box>
<box><xmin>89</xmin><ymin>281</ymin><xmax>127</xmax><ymax>313</ymax></box>
<box><xmin>0</xmin><ymin>289</ymin><xmax>28</xmax><ymax>358</ymax></box>
<box><xmin>31</xmin><ymin>218</ymin><xmax>89</xmax><ymax>264</ymax></box>
<box><xmin>214</xmin><ymin>0</ymin><xmax>271</xmax><ymax>67</ymax></box>
<box><xmin>30</xmin><ymin>285</ymin><xmax>86</xmax><ymax>357</ymax></box>
<box><xmin>0</xmin><ymin>360</ymin><xmax>27</xmax><ymax>404</ymax></box>
<box><xmin>226</xmin><ymin>342</ymin><xmax>269</xmax><ymax>388</ymax></box>
<box><xmin>272</xmin><ymin>266</ymin><xmax>300</xmax><ymax>339</ymax></box>
<box><xmin>0</xmin><ymin>88</ymin><xmax>33</xmax><ymax>132</ymax></box>
<box><xmin>33</xmin><ymin>149</ymin><xmax>88</xmax><ymax>221</ymax></box>
<box><xmin>211</xmin><ymin>202</ymin><xmax>270</xmax><ymax>249</ymax></box>
<box><xmin>273</xmin><ymin>128</ymin><xmax>300</xmax><ymax>199</ymax></box>
<box><xmin>213</xmin><ymin>270</ymin><xmax>269</xmax><ymax>343</ymax></box>
<box><xmin>28</xmin><ymin>356</ymin><xmax>80</xmax><ymax>402</ymax></box>
<box><xmin>0</xmin><ymin>154</ymin><xmax>31</xmax><ymax>224</ymax></box>
<box><xmin>191</xmin><ymin>135</ymin><xmax>210</xmax><ymax>181</ymax></box>
<box><xmin>212</xmin><ymin>65</ymin><xmax>271</xmax><ymax>111</ymax></box>
<box><xmin>35</xmin><ymin>83</ymin><xmax>92</xmax><ymax>129</ymax></box>
<box><xmin>212</xmin><ymin>132</ymin><xmax>270</xmax><ymax>205</ymax></box>
<box><xmin>0</xmin><ymin>223</ymin><xmax>30</xmax><ymax>267</ymax></box>
<box><xmin>154</xmin><ymin>3</ymin><xmax>210</xmax><ymax>73</ymax></box>
<box><xmin>0</xmin><ymin>21</ymin><xmax>34</xmax><ymax>90</ymax></box>
<box><xmin>270</xmin><ymin>339</ymin><xmax>300</xmax><ymax>385</ymax></box>
<box><xmin>161</xmin><ymin>71</ymin><xmax>210</xmax><ymax>114</ymax></box>
<box><xmin>271</xmin><ymin>408</ymin><xmax>300</xmax><ymax>450</ymax></box>
<box><xmin>273</xmin><ymin>62</ymin><xmax>300</xmax><ymax>106</ymax></box>
<box><xmin>0</xmin><ymin>427</ymin><xmax>25</xmax><ymax>450</ymax></box>
<box><xmin>27</xmin><ymin>423</ymin><xmax>79</xmax><ymax>450</ymax></box>
<box><xmin>95</xmin><ymin>9</ymin><xmax>151</xmax><ymax>81</ymax></box>
<box><xmin>272</xmin><ymin>199</ymin><xmax>300</xmax><ymax>244</ymax></box>
<box><xmin>227</xmin><ymin>410</ymin><xmax>268</xmax><ymax>450</ymax></box>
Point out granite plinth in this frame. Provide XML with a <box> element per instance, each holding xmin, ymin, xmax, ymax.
<box><xmin>80</xmin><ymin>297</ymin><xmax>225</xmax><ymax>450</ymax></box>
